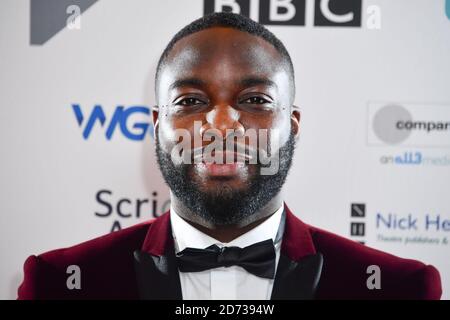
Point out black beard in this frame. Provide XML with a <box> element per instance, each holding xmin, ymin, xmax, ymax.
<box><xmin>155</xmin><ymin>131</ymin><xmax>296</xmax><ymax>226</ymax></box>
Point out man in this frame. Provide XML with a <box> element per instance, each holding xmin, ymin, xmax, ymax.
<box><xmin>18</xmin><ymin>12</ymin><xmax>441</xmax><ymax>300</ymax></box>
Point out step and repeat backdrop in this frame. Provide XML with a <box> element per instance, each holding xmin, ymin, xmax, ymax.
<box><xmin>0</xmin><ymin>0</ymin><xmax>449</xmax><ymax>299</ymax></box>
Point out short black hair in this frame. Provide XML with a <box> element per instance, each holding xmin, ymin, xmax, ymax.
<box><xmin>155</xmin><ymin>12</ymin><xmax>295</xmax><ymax>97</ymax></box>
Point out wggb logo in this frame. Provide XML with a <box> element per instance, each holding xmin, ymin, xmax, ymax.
<box><xmin>71</xmin><ymin>104</ymin><xmax>154</xmax><ymax>141</ymax></box>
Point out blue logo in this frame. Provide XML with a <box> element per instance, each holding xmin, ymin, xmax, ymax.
<box><xmin>446</xmin><ymin>0</ymin><xmax>450</xmax><ymax>20</ymax></box>
<box><xmin>376</xmin><ymin>212</ymin><xmax>450</xmax><ymax>232</ymax></box>
<box><xmin>72</xmin><ymin>104</ymin><xmax>154</xmax><ymax>140</ymax></box>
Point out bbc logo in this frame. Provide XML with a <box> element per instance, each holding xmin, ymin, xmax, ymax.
<box><xmin>204</xmin><ymin>0</ymin><xmax>362</xmax><ymax>27</ymax></box>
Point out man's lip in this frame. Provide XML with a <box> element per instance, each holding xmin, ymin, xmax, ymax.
<box><xmin>192</xmin><ymin>149</ymin><xmax>254</xmax><ymax>163</ymax></box>
<box><xmin>199</xmin><ymin>162</ymin><xmax>245</xmax><ymax>177</ymax></box>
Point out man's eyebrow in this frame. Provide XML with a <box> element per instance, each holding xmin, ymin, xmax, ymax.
<box><xmin>168</xmin><ymin>77</ymin><xmax>276</xmax><ymax>91</ymax></box>
<box><xmin>240</xmin><ymin>77</ymin><xmax>277</xmax><ymax>88</ymax></box>
<box><xmin>169</xmin><ymin>78</ymin><xmax>205</xmax><ymax>91</ymax></box>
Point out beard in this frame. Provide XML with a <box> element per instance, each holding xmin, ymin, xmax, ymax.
<box><xmin>155</xmin><ymin>131</ymin><xmax>296</xmax><ymax>226</ymax></box>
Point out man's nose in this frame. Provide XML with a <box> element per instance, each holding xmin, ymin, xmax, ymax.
<box><xmin>200</xmin><ymin>105</ymin><xmax>245</xmax><ymax>138</ymax></box>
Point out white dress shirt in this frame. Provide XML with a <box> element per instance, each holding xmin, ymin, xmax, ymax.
<box><xmin>170</xmin><ymin>205</ymin><xmax>284</xmax><ymax>300</ymax></box>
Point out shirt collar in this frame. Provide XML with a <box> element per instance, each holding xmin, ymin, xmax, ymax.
<box><xmin>170</xmin><ymin>205</ymin><xmax>284</xmax><ymax>253</ymax></box>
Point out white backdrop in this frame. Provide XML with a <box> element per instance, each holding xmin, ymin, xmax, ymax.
<box><xmin>1</xmin><ymin>0</ymin><xmax>449</xmax><ymax>299</ymax></box>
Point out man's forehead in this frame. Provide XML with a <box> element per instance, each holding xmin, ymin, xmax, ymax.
<box><xmin>162</xmin><ymin>27</ymin><xmax>287</xmax><ymax>81</ymax></box>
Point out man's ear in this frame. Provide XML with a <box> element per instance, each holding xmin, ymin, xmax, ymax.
<box><xmin>291</xmin><ymin>105</ymin><xmax>301</xmax><ymax>138</ymax></box>
<box><xmin>152</xmin><ymin>105</ymin><xmax>159</xmax><ymax>138</ymax></box>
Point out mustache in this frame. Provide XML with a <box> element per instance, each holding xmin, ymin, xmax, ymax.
<box><xmin>161</xmin><ymin>124</ymin><xmax>281</xmax><ymax>166</ymax></box>
<box><xmin>171</xmin><ymin>141</ymin><xmax>276</xmax><ymax>165</ymax></box>
<box><xmin>191</xmin><ymin>142</ymin><xmax>256</xmax><ymax>164</ymax></box>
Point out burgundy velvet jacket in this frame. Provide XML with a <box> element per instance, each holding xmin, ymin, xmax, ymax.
<box><xmin>17</xmin><ymin>205</ymin><xmax>442</xmax><ymax>300</ymax></box>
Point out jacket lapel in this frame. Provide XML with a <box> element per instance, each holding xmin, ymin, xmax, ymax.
<box><xmin>134</xmin><ymin>212</ymin><xmax>182</xmax><ymax>300</ymax></box>
<box><xmin>271</xmin><ymin>204</ymin><xmax>323</xmax><ymax>300</ymax></box>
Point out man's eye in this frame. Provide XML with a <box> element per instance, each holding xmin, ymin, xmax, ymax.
<box><xmin>241</xmin><ymin>96</ymin><xmax>270</xmax><ymax>104</ymax></box>
<box><xmin>176</xmin><ymin>97</ymin><xmax>204</xmax><ymax>106</ymax></box>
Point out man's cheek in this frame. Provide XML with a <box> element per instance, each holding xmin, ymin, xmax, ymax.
<box><xmin>158</xmin><ymin>120</ymin><xmax>184</xmax><ymax>148</ymax></box>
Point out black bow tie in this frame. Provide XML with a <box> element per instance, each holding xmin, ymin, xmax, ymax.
<box><xmin>175</xmin><ymin>239</ymin><xmax>276</xmax><ymax>279</ymax></box>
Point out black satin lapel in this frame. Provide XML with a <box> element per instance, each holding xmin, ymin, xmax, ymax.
<box><xmin>133</xmin><ymin>249</ymin><xmax>182</xmax><ymax>300</ymax></box>
<box><xmin>271</xmin><ymin>253</ymin><xmax>323</xmax><ymax>300</ymax></box>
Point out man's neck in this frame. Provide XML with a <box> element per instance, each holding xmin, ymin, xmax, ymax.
<box><xmin>170</xmin><ymin>193</ymin><xmax>283</xmax><ymax>243</ymax></box>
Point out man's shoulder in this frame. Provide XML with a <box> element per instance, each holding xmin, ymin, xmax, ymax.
<box><xmin>18</xmin><ymin>218</ymin><xmax>155</xmax><ymax>299</ymax></box>
<box><xmin>39</xmin><ymin>219</ymin><xmax>153</xmax><ymax>266</ymax></box>
<box><xmin>306</xmin><ymin>225</ymin><xmax>442</xmax><ymax>299</ymax></box>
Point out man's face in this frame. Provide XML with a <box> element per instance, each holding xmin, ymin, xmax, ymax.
<box><xmin>155</xmin><ymin>27</ymin><xmax>299</xmax><ymax>225</ymax></box>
